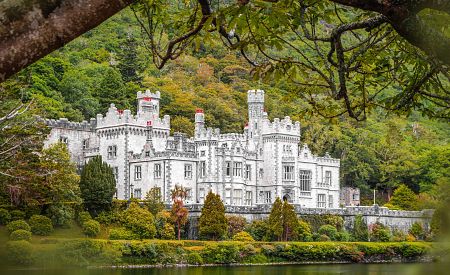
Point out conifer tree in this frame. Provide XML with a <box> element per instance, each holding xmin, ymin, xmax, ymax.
<box><xmin>389</xmin><ymin>184</ymin><xmax>419</xmax><ymax>210</ymax></box>
<box><xmin>282</xmin><ymin>199</ymin><xmax>299</xmax><ymax>241</ymax></box>
<box><xmin>268</xmin><ymin>197</ymin><xmax>283</xmax><ymax>241</ymax></box>
<box><xmin>79</xmin><ymin>156</ymin><xmax>116</xmax><ymax>215</ymax></box>
<box><xmin>198</xmin><ymin>191</ymin><xmax>227</xmax><ymax>240</ymax></box>
<box><xmin>145</xmin><ymin>186</ymin><xmax>165</xmax><ymax>216</ymax></box>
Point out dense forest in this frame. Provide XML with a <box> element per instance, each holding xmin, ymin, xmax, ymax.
<box><xmin>0</xmin><ymin>8</ymin><xmax>448</xmax><ymax>205</ymax></box>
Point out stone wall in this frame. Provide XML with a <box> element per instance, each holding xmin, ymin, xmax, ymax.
<box><xmin>184</xmin><ymin>204</ymin><xmax>434</xmax><ymax>239</ymax></box>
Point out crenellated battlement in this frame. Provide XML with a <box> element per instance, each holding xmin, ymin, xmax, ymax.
<box><xmin>45</xmin><ymin>118</ymin><xmax>96</xmax><ymax>131</ymax></box>
<box><xmin>262</xmin><ymin>116</ymin><xmax>301</xmax><ymax>136</ymax></box>
<box><xmin>219</xmin><ymin>133</ymin><xmax>246</xmax><ymax>141</ymax></box>
<box><xmin>137</xmin><ymin>89</ymin><xmax>161</xmax><ymax>100</ymax></box>
<box><xmin>247</xmin><ymin>89</ymin><xmax>265</xmax><ymax>103</ymax></box>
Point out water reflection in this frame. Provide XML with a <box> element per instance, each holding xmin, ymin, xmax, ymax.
<box><xmin>1</xmin><ymin>263</ymin><xmax>449</xmax><ymax>275</ymax></box>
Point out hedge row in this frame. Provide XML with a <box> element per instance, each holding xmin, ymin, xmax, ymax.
<box><xmin>1</xmin><ymin>239</ymin><xmax>436</xmax><ymax>267</ymax></box>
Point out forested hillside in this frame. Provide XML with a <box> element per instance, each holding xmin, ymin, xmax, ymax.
<box><xmin>1</xmin><ymin>8</ymin><xmax>448</xmax><ymax>204</ymax></box>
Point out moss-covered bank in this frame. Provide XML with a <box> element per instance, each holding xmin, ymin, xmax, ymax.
<box><xmin>0</xmin><ymin>239</ymin><xmax>445</xmax><ymax>268</ymax></box>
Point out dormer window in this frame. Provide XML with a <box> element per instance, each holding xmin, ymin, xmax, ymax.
<box><xmin>145</xmin><ymin>151</ymin><xmax>150</xmax><ymax>157</ymax></box>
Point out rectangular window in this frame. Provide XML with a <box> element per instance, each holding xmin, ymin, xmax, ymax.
<box><xmin>259</xmin><ymin>168</ymin><xmax>264</xmax><ymax>179</ymax></box>
<box><xmin>328</xmin><ymin>195</ymin><xmax>333</xmax><ymax>208</ymax></box>
<box><xmin>245</xmin><ymin>165</ymin><xmax>251</xmax><ymax>180</ymax></box>
<box><xmin>112</xmin><ymin>167</ymin><xmax>119</xmax><ymax>182</ymax></box>
<box><xmin>225</xmin><ymin>161</ymin><xmax>231</xmax><ymax>176</ymax></box>
<box><xmin>59</xmin><ymin>136</ymin><xmax>68</xmax><ymax>144</ymax></box>
<box><xmin>134</xmin><ymin>165</ymin><xmax>142</xmax><ymax>180</ymax></box>
<box><xmin>317</xmin><ymin>194</ymin><xmax>326</xmax><ymax>208</ymax></box>
<box><xmin>186</xmin><ymin>188</ymin><xmax>192</xmax><ymax>201</ymax></box>
<box><xmin>134</xmin><ymin>188</ymin><xmax>142</xmax><ymax>199</ymax></box>
<box><xmin>154</xmin><ymin>163</ymin><xmax>162</xmax><ymax>179</ymax></box>
<box><xmin>353</xmin><ymin>193</ymin><xmax>359</xmax><ymax>200</ymax></box>
<box><xmin>200</xmin><ymin>161</ymin><xmax>206</xmax><ymax>178</ymax></box>
<box><xmin>184</xmin><ymin>164</ymin><xmax>192</xmax><ymax>179</ymax></box>
<box><xmin>283</xmin><ymin>164</ymin><xmax>295</xmax><ymax>181</ymax></box>
<box><xmin>107</xmin><ymin>145</ymin><xmax>117</xmax><ymax>159</ymax></box>
<box><xmin>299</xmin><ymin>170</ymin><xmax>312</xmax><ymax>195</ymax></box>
<box><xmin>82</xmin><ymin>139</ymin><xmax>89</xmax><ymax>150</ymax></box>
<box><xmin>265</xmin><ymin>191</ymin><xmax>271</xmax><ymax>204</ymax></box>
<box><xmin>199</xmin><ymin>188</ymin><xmax>205</xmax><ymax>203</ymax></box>
<box><xmin>200</xmin><ymin>150</ymin><xmax>206</xmax><ymax>156</ymax></box>
<box><xmin>225</xmin><ymin>189</ymin><xmax>231</xmax><ymax>205</ymax></box>
<box><xmin>325</xmin><ymin>171</ymin><xmax>332</xmax><ymax>185</ymax></box>
<box><xmin>233</xmin><ymin>162</ymin><xmax>242</xmax><ymax>177</ymax></box>
<box><xmin>245</xmin><ymin>191</ymin><xmax>252</xmax><ymax>205</ymax></box>
<box><xmin>233</xmin><ymin>189</ymin><xmax>242</xmax><ymax>205</ymax></box>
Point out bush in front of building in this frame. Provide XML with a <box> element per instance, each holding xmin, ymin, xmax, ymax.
<box><xmin>7</xmin><ymin>220</ymin><xmax>31</xmax><ymax>233</ymax></box>
<box><xmin>232</xmin><ymin>231</ymin><xmax>255</xmax><ymax>242</ymax></box>
<box><xmin>296</xmin><ymin>220</ymin><xmax>313</xmax><ymax>241</ymax></box>
<box><xmin>120</xmin><ymin>202</ymin><xmax>156</xmax><ymax>239</ymax></box>
<box><xmin>318</xmin><ymin>225</ymin><xmax>338</xmax><ymax>240</ymax></box>
<box><xmin>82</xmin><ymin>219</ymin><xmax>101</xmax><ymax>237</ymax></box>
<box><xmin>109</xmin><ymin>227</ymin><xmax>138</xmax><ymax>240</ymax></box>
<box><xmin>29</xmin><ymin>215</ymin><xmax>53</xmax><ymax>236</ymax></box>
<box><xmin>369</xmin><ymin>222</ymin><xmax>391</xmax><ymax>242</ymax></box>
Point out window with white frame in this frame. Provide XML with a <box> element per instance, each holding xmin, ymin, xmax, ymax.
<box><xmin>82</xmin><ymin>139</ymin><xmax>89</xmax><ymax>149</ymax></box>
<box><xmin>352</xmin><ymin>193</ymin><xmax>359</xmax><ymax>200</ymax></box>
<box><xmin>233</xmin><ymin>189</ymin><xmax>242</xmax><ymax>205</ymax></box>
<box><xmin>328</xmin><ymin>195</ymin><xmax>333</xmax><ymax>208</ymax></box>
<box><xmin>299</xmin><ymin>170</ymin><xmax>312</xmax><ymax>194</ymax></box>
<box><xmin>107</xmin><ymin>145</ymin><xmax>117</xmax><ymax>159</ymax></box>
<box><xmin>112</xmin><ymin>167</ymin><xmax>119</xmax><ymax>182</ymax></box>
<box><xmin>134</xmin><ymin>165</ymin><xmax>142</xmax><ymax>180</ymax></box>
<box><xmin>283</xmin><ymin>164</ymin><xmax>295</xmax><ymax>181</ymax></box>
<box><xmin>233</xmin><ymin>162</ymin><xmax>242</xmax><ymax>177</ymax></box>
<box><xmin>154</xmin><ymin>163</ymin><xmax>162</xmax><ymax>179</ymax></box>
<box><xmin>200</xmin><ymin>161</ymin><xmax>206</xmax><ymax>178</ymax></box>
<box><xmin>245</xmin><ymin>191</ymin><xmax>252</xmax><ymax>205</ymax></box>
<box><xmin>245</xmin><ymin>164</ymin><xmax>251</xmax><ymax>180</ymax></box>
<box><xmin>200</xmin><ymin>150</ymin><xmax>206</xmax><ymax>156</ymax></box>
<box><xmin>134</xmin><ymin>188</ymin><xmax>142</xmax><ymax>199</ymax></box>
<box><xmin>225</xmin><ymin>161</ymin><xmax>231</xmax><ymax>176</ymax></box>
<box><xmin>186</xmin><ymin>188</ymin><xmax>192</xmax><ymax>201</ymax></box>
<box><xmin>264</xmin><ymin>191</ymin><xmax>271</xmax><ymax>203</ymax></box>
<box><xmin>225</xmin><ymin>189</ymin><xmax>231</xmax><ymax>205</ymax></box>
<box><xmin>325</xmin><ymin>170</ymin><xmax>332</xmax><ymax>185</ymax></box>
<box><xmin>199</xmin><ymin>188</ymin><xmax>205</xmax><ymax>203</ymax></box>
<box><xmin>184</xmin><ymin>164</ymin><xmax>192</xmax><ymax>179</ymax></box>
<box><xmin>317</xmin><ymin>194</ymin><xmax>326</xmax><ymax>208</ymax></box>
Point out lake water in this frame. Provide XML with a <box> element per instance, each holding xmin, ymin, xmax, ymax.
<box><xmin>1</xmin><ymin>263</ymin><xmax>449</xmax><ymax>275</ymax></box>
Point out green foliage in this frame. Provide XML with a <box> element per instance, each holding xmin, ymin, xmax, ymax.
<box><xmin>77</xmin><ymin>211</ymin><xmax>92</xmax><ymax>226</ymax></box>
<box><xmin>10</xmin><ymin>210</ymin><xmax>26</xmax><ymax>221</ymax></box>
<box><xmin>56</xmin><ymin>239</ymin><xmax>121</xmax><ymax>266</ymax></box>
<box><xmin>155</xmin><ymin>210</ymin><xmax>174</xmax><ymax>239</ymax></box>
<box><xmin>83</xmin><ymin>219</ymin><xmax>101</xmax><ymax>237</ymax></box>
<box><xmin>245</xmin><ymin>220</ymin><xmax>269</xmax><ymax>241</ymax></box>
<box><xmin>29</xmin><ymin>215</ymin><xmax>53</xmax><ymax>236</ymax></box>
<box><xmin>121</xmin><ymin>202</ymin><xmax>156</xmax><ymax>239</ymax></box>
<box><xmin>370</xmin><ymin>223</ymin><xmax>391</xmax><ymax>242</ymax></box>
<box><xmin>389</xmin><ymin>184</ymin><xmax>419</xmax><ymax>210</ymax></box>
<box><xmin>352</xmin><ymin>215</ymin><xmax>369</xmax><ymax>241</ymax></box>
<box><xmin>226</xmin><ymin>215</ymin><xmax>247</xmax><ymax>238</ymax></box>
<box><xmin>159</xmin><ymin>223</ymin><xmax>176</xmax><ymax>240</ymax></box>
<box><xmin>0</xmin><ymin>208</ymin><xmax>11</xmax><ymax>225</ymax></box>
<box><xmin>267</xmin><ymin>197</ymin><xmax>283</xmax><ymax>241</ymax></box>
<box><xmin>201</xmin><ymin>243</ymin><xmax>240</xmax><ymax>264</ymax></box>
<box><xmin>409</xmin><ymin>222</ymin><xmax>425</xmax><ymax>240</ymax></box>
<box><xmin>7</xmin><ymin>220</ymin><xmax>31</xmax><ymax>233</ymax></box>
<box><xmin>187</xmin><ymin>252</ymin><xmax>203</xmax><ymax>265</ymax></box>
<box><xmin>109</xmin><ymin>227</ymin><xmax>137</xmax><ymax>240</ymax></box>
<box><xmin>232</xmin><ymin>231</ymin><xmax>255</xmax><ymax>242</ymax></box>
<box><xmin>296</xmin><ymin>220</ymin><xmax>313</xmax><ymax>241</ymax></box>
<box><xmin>300</xmin><ymin>214</ymin><xmax>344</xmax><ymax>232</ymax></box>
<box><xmin>318</xmin><ymin>225</ymin><xmax>338</xmax><ymax>240</ymax></box>
<box><xmin>79</xmin><ymin>156</ymin><xmax>116</xmax><ymax>215</ymax></box>
<box><xmin>10</xmin><ymin>229</ymin><xmax>32</xmax><ymax>241</ymax></box>
<box><xmin>199</xmin><ymin>191</ymin><xmax>227</xmax><ymax>240</ymax></box>
<box><xmin>5</xmin><ymin>240</ymin><xmax>34</xmax><ymax>265</ymax></box>
<box><xmin>335</xmin><ymin>231</ymin><xmax>352</xmax><ymax>242</ymax></box>
<box><xmin>145</xmin><ymin>187</ymin><xmax>165</xmax><ymax>216</ymax></box>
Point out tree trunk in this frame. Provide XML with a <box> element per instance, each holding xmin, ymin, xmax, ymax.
<box><xmin>177</xmin><ymin>222</ymin><xmax>181</xmax><ymax>240</ymax></box>
<box><xmin>0</xmin><ymin>0</ymin><xmax>134</xmax><ymax>82</ymax></box>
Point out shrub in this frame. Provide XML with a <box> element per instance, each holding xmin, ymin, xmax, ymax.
<box><xmin>335</xmin><ymin>231</ymin><xmax>351</xmax><ymax>241</ymax></box>
<box><xmin>77</xmin><ymin>211</ymin><xmax>92</xmax><ymax>226</ymax></box>
<box><xmin>319</xmin><ymin>234</ymin><xmax>331</xmax><ymax>241</ymax></box>
<box><xmin>109</xmin><ymin>227</ymin><xmax>137</xmax><ymax>240</ymax></box>
<box><xmin>121</xmin><ymin>202</ymin><xmax>156</xmax><ymax>239</ymax></box>
<box><xmin>29</xmin><ymin>215</ymin><xmax>53</xmax><ymax>235</ymax></box>
<box><xmin>370</xmin><ymin>223</ymin><xmax>391</xmax><ymax>242</ymax></box>
<box><xmin>187</xmin><ymin>252</ymin><xmax>204</xmax><ymax>265</ymax></box>
<box><xmin>232</xmin><ymin>231</ymin><xmax>255</xmax><ymax>242</ymax></box>
<box><xmin>226</xmin><ymin>215</ymin><xmax>247</xmax><ymax>238</ymax></box>
<box><xmin>6</xmin><ymin>240</ymin><xmax>34</xmax><ymax>265</ymax></box>
<box><xmin>159</xmin><ymin>223</ymin><xmax>175</xmax><ymax>240</ymax></box>
<box><xmin>352</xmin><ymin>214</ymin><xmax>369</xmax><ymax>241</ymax></box>
<box><xmin>297</xmin><ymin>220</ymin><xmax>313</xmax><ymax>241</ymax></box>
<box><xmin>95</xmin><ymin>210</ymin><xmax>118</xmax><ymax>225</ymax></box>
<box><xmin>245</xmin><ymin>220</ymin><xmax>269</xmax><ymax>241</ymax></box>
<box><xmin>201</xmin><ymin>243</ymin><xmax>240</xmax><ymax>263</ymax></box>
<box><xmin>318</xmin><ymin>225</ymin><xmax>338</xmax><ymax>240</ymax></box>
<box><xmin>389</xmin><ymin>184</ymin><xmax>419</xmax><ymax>210</ymax></box>
<box><xmin>7</xmin><ymin>220</ymin><xmax>31</xmax><ymax>233</ymax></box>
<box><xmin>10</xmin><ymin>210</ymin><xmax>26</xmax><ymax>221</ymax></box>
<box><xmin>409</xmin><ymin>222</ymin><xmax>425</xmax><ymax>240</ymax></box>
<box><xmin>0</xmin><ymin>208</ymin><xmax>11</xmax><ymax>225</ymax></box>
<box><xmin>10</xmin><ymin>229</ymin><xmax>32</xmax><ymax>241</ymax></box>
<box><xmin>392</xmin><ymin>229</ymin><xmax>407</xmax><ymax>242</ymax></box>
<box><xmin>83</xmin><ymin>219</ymin><xmax>101</xmax><ymax>237</ymax></box>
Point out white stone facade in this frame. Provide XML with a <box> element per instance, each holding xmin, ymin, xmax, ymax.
<box><xmin>45</xmin><ymin>89</ymin><xmax>340</xmax><ymax>208</ymax></box>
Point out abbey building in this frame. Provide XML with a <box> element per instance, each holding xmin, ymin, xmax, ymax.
<box><xmin>45</xmin><ymin>90</ymin><xmax>340</xmax><ymax>208</ymax></box>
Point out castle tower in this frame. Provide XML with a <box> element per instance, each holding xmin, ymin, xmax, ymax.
<box><xmin>195</xmin><ymin>108</ymin><xmax>205</xmax><ymax>136</ymax></box>
<box><xmin>247</xmin><ymin>89</ymin><xmax>265</xmax><ymax>138</ymax></box>
<box><xmin>137</xmin><ymin>90</ymin><xmax>161</xmax><ymax>119</ymax></box>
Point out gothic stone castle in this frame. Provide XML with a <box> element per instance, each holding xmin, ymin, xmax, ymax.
<box><xmin>45</xmin><ymin>89</ymin><xmax>340</xmax><ymax>208</ymax></box>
